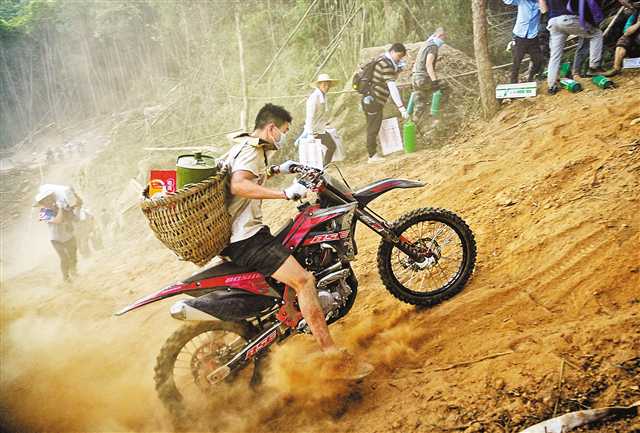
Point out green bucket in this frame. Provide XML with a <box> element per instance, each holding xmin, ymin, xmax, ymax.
<box><xmin>176</xmin><ymin>152</ymin><xmax>218</xmax><ymax>189</ymax></box>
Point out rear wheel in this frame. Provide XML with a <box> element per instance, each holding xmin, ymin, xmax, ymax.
<box><xmin>377</xmin><ymin>207</ymin><xmax>476</xmax><ymax>306</ymax></box>
<box><xmin>153</xmin><ymin>321</ymin><xmax>260</xmax><ymax>423</ymax></box>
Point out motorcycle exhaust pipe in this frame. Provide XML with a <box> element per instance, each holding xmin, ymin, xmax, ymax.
<box><xmin>317</xmin><ymin>269</ymin><xmax>351</xmax><ymax>289</ymax></box>
<box><xmin>170</xmin><ymin>300</ymin><xmax>218</xmax><ymax>321</ymax></box>
<box><xmin>315</xmin><ymin>261</ymin><xmax>344</xmax><ymax>280</ymax></box>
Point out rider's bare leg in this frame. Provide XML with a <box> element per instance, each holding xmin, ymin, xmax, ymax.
<box><xmin>271</xmin><ymin>256</ymin><xmax>336</xmax><ymax>351</ymax></box>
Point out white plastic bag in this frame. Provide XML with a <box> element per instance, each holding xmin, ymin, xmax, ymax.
<box><xmin>378</xmin><ymin>117</ymin><xmax>403</xmax><ymax>156</ymax></box>
<box><xmin>519</xmin><ymin>401</ymin><xmax>640</xmax><ymax>433</ymax></box>
<box><xmin>298</xmin><ymin>137</ymin><xmax>326</xmax><ymax>169</ymax></box>
<box><xmin>36</xmin><ymin>184</ymin><xmax>79</xmax><ymax>208</ymax></box>
<box><xmin>325</xmin><ymin>128</ymin><xmax>345</xmax><ymax>162</ymax></box>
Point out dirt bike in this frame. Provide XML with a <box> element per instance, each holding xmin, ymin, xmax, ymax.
<box><xmin>116</xmin><ymin>163</ymin><xmax>476</xmax><ymax>420</ymax></box>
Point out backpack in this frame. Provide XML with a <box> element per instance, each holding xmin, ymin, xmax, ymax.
<box><xmin>352</xmin><ymin>56</ymin><xmax>388</xmax><ymax>95</ymax></box>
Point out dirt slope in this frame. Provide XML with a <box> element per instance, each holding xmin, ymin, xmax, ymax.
<box><xmin>1</xmin><ymin>74</ymin><xmax>639</xmax><ymax>433</ymax></box>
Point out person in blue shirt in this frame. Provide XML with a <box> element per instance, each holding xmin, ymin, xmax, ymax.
<box><xmin>504</xmin><ymin>0</ymin><xmax>544</xmax><ymax>83</ymax></box>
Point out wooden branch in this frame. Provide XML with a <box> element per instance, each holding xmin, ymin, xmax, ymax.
<box><xmin>312</xmin><ymin>5</ymin><xmax>362</xmax><ymax>79</ymax></box>
<box><xmin>401</xmin><ymin>0</ymin><xmax>427</xmax><ymax>36</ymax></box>
<box><xmin>433</xmin><ymin>351</ymin><xmax>514</xmax><ymax>372</ymax></box>
<box><xmin>143</xmin><ymin>146</ymin><xmax>218</xmax><ymax>151</ymax></box>
<box><xmin>553</xmin><ymin>359</ymin><xmax>566</xmax><ymax>416</ymax></box>
<box><xmin>148</xmin><ymin>132</ymin><xmax>228</xmax><ymax>149</ymax></box>
<box><xmin>235</xmin><ymin>4</ymin><xmax>249</xmax><ymax>130</ymax></box>
<box><xmin>603</xmin><ymin>7</ymin><xmax>625</xmax><ymax>39</ymax></box>
<box><xmin>472</xmin><ymin>0</ymin><xmax>498</xmax><ymax>118</ymax></box>
<box><xmin>359</xmin><ymin>5</ymin><xmax>366</xmax><ymax>55</ymax></box>
<box><xmin>254</xmin><ymin>0</ymin><xmax>320</xmax><ymax>84</ymax></box>
<box><xmin>552</xmin><ymin>353</ymin><xmax>591</xmax><ymax>376</ymax></box>
<box><xmin>450</xmin><ymin>43</ymin><xmax>579</xmax><ymax>80</ymax></box>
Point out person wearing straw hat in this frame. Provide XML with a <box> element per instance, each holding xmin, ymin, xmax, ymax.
<box><xmin>300</xmin><ymin>73</ymin><xmax>340</xmax><ymax>166</ymax></box>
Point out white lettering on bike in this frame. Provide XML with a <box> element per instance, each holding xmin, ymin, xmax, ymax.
<box><xmin>305</xmin><ymin>230</ymin><xmax>349</xmax><ymax>244</ymax></box>
<box><xmin>224</xmin><ymin>273</ymin><xmax>261</xmax><ymax>283</ymax></box>
<box><xmin>246</xmin><ymin>330</ymin><xmax>277</xmax><ymax>360</ymax></box>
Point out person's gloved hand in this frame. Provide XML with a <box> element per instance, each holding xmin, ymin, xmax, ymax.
<box><xmin>431</xmin><ymin>79</ymin><xmax>441</xmax><ymax>91</ymax></box>
<box><xmin>283</xmin><ymin>181</ymin><xmax>308</xmax><ymax>200</ymax></box>
<box><xmin>399</xmin><ymin>106</ymin><xmax>409</xmax><ymax>120</ymax></box>
<box><xmin>278</xmin><ymin>160</ymin><xmax>299</xmax><ymax>174</ymax></box>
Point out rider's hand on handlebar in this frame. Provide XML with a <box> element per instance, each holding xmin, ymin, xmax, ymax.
<box><xmin>283</xmin><ymin>181</ymin><xmax>308</xmax><ymax>201</ymax></box>
<box><xmin>278</xmin><ymin>160</ymin><xmax>300</xmax><ymax>175</ymax></box>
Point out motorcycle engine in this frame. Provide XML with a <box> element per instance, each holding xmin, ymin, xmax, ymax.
<box><xmin>317</xmin><ymin>278</ymin><xmax>353</xmax><ymax>315</ymax></box>
<box><xmin>298</xmin><ymin>243</ymin><xmax>336</xmax><ymax>273</ymax></box>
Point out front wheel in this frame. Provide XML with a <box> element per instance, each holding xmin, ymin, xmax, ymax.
<box><xmin>377</xmin><ymin>207</ymin><xmax>476</xmax><ymax>306</ymax></box>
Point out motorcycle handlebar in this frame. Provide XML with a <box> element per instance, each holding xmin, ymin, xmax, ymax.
<box><xmin>267</xmin><ymin>164</ymin><xmax>322</xmax><ymax>176</ymax></box>
<box><xmin>268</xmin><ymin>164</ymin><xmax>325</xmax><ymax>191</ymax></box>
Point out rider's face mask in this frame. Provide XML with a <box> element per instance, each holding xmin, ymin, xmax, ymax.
<box><xmin>272</xmin><ymin>124</ymin><xmax>287</xmax><ymax>150</ymax></box>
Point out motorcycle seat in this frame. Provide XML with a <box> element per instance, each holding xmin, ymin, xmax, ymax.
<box><xmin>183</xmin><ymin>260</ymin><xmax>249</xmax><ymax>283</ymax></box>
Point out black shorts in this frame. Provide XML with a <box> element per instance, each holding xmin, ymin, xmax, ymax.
<box><xmin>617</xmin><ymin>32</ymin><xmax>640</xmax><ymax>57</ymax></box>
<box><xmin>222</xmin><ymin>227</ymin><xmax>291</xmax><ymax>276</ymax></box>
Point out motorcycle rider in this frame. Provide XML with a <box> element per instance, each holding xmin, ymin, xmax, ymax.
<box><xmin>223</xmin><ymin>103</ymin><xmax>373</xmax><ymax>377</ymax></box>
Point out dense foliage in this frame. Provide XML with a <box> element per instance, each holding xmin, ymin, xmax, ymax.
<box><xmin>0</xmin><ymin>0</ymin><xmax>512</xmax><ymax>148</ymax></box>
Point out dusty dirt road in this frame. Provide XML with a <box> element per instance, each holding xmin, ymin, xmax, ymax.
<box><xmin>1</xmin><ymin>75</ymin><xmax>639</xmax><ymax>433</ymax></box>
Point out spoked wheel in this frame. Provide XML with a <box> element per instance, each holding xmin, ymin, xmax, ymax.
<box><xmin>153</xmin><ymin>321</ymin><xmax>260</xmax><ymax>422</ymax></box>
<box><xmin>377</xmin><ymin>207</ymin><xmax>476</xmax><ymax>306</ymax></box>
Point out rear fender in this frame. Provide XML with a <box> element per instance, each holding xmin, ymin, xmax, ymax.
<box><xmin>114</xmin><ymin>281</ymin><xmax>199</xmax><ymax>316</ymax></box>
<box><xmin>115</xmin><ymin>272</ymin><xmax>278</xmax><ymax>316</ymax></box>
<box><xmin>353</xmin><ymin>179</ymin><xmax>424</xmax><ymax>206</ymax></box>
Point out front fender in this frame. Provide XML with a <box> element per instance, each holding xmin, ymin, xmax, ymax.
<box><xmin>353</xmin><ymin>178</ymin><xmax>425</xmax><ymax>206</ymax></box>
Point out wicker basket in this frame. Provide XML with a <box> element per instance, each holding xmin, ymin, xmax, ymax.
<box><xmin>141</xmin><ymin>168</ymin><xmax>231</xmax><ymax>266</ymax></box>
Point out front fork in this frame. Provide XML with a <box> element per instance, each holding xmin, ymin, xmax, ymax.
<box><xmin>206</xmin><ymin>320</ymin><xmax>292</xmax><ymax>385</ymax></box>
<box><xmin>355</xmin><ymin>208</ymin><xmax>426</xmax><ymax>262</ymax></box>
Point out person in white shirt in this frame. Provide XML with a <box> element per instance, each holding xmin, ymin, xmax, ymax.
<box><xmin>302</xmin><ymin>73</ymin><xmax>339</xmax><ymax>166</ymax></box>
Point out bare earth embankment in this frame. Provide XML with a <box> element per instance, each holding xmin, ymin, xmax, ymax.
<box><xmin>1</xmin><ymin>74</ymin><xmax>639</xmax><ymax>433</ymax></box>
